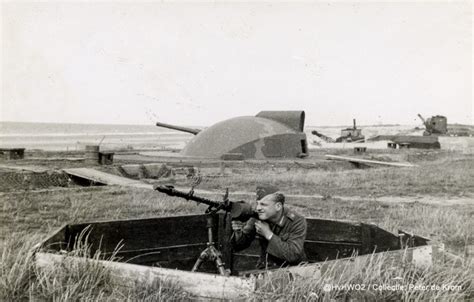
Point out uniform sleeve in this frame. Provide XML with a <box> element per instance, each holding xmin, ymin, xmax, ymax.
<box><xmin>266</xmin><ymin>216</ymin><xmax>307</xmax><ymax>263</ymax></box>
<box><xmin>232</xmin><ymin>218</ymin><xmax>257</xmax><ymax>252</ymax></box>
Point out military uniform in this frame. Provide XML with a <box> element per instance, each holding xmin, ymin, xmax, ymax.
<box><xmin>232</xmin><ymin>208</ymin><xmax>307</xmax><ymax>269</ymax></box>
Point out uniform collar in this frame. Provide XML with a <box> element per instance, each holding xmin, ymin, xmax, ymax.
<box><xmin>276</xmin><ymin>208</ymin><xmax>288</xmax><ymax>227</ymax></box>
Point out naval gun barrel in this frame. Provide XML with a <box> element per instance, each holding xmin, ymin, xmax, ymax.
<box><xmin>155</xmin><ymin>121</ymin><xmax>201</xmax><ymax>135</ymax></box>
<box><xmin>417</xmin><ymin>114</ymin><xmax>427</xmax><ymax>126</ymax></box>
<box><xmin>154</xmin><ymin>185</ymin><xmax>257</xmax><ymax>221</ymax></box>
<box><xmin>311</xmin><ymin>130</ymin><xmax>335</xmax><ymax>143</ymax></box>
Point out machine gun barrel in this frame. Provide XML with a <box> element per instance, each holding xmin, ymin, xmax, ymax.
<box><xmin>417</xmin><ymin>114</ymin><xmax>427</xmax><ymax>125</ymax></box>
<box><xmin>154</xmin><ymin>185</ymin><xmax>257</xmax><ymax>221</ymax></box>
<box><xmin>155</xmin><ymin>185</ymin><xmax>225</xmax><ymax>209</ymax></box>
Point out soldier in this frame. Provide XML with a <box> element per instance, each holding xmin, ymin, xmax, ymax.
<box><xmin>231</xmin><ymin>192</ymin><xmax>307</xmax><ymax>269</ymax></box>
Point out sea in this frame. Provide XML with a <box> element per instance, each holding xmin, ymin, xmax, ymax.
<box><xmin>0</xmin><ymin>121</ymin><xmax>194</xmax><ymax>151</ymax></box>
<box><xmin>0</xmin><ymin>121</ymin><xmax>423</xmax><ymax>152</ymax></box>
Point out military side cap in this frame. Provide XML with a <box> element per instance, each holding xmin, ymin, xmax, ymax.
<box><xmin>256</xmin><ymin>185</ymin><xmax>279</xmax><ymax>200</ymax></box>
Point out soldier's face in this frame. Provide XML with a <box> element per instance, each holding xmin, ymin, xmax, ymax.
<box><xmin>256</xmin><ymin>196</ymin><xmax>282</xmax><ymax>221</ymax></box>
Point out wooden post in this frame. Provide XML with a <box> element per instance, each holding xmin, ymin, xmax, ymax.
<box><xmin>84</xmin><ymin>145</ymin><xmax>99</xmax><ymax>165</ymax></box>
<box><xmin>218</xmin><ymin>213</ymin><xmax>233</xmax><ymax>273</ymax></box>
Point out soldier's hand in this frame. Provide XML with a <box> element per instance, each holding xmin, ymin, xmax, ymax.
<box><xmin>255</xmin><ymin>221</ymin><xmax>273</xmax><ymax>240</ymax></box>
<box><xmin>231</xmin><ymin>220</ymin><xmax>244</xmax><ymax>232</ymax></box>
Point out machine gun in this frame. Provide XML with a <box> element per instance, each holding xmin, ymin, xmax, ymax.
<box><xmin>154</xmin><ymin>185</ymin><xmax>257</xmax><ymax>221</ymax></box>
<box><xmin>154</xmin><ymin>185</ymin><xmax>257</xmax><ymax>275</ymax></box>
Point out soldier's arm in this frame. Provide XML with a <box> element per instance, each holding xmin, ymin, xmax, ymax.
<box><xmin>266</xmin><ymin>217</ymin><xmax>307</xmax><ymax>263</ymax></box>
<box><xmin>232</xmin><ymin>218</ymin><xmax>257</xmax><ymax>252</ymax></box>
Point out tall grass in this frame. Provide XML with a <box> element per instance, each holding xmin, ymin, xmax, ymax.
<box><xmin>2</xmin><ymin>232</ymin><xmax>472</xmax><ymax>301</ymax></box>
<box><xmin>31</xmin><ymin>227</ymin><xmax>117</xmax><ymax>301</ymax></box>
<box><xmin>0</xmin><ymin>233</ymin><xmax>38</xmax><ymax>301</ymax></box>
<box><xmin>200</xmin><ymin>154</ymin><xmax>474</xmax><ymax>197</ymax></box>
<box><xmin>1</xmin><ymin>230</ymin><xmax>187</xmax><ymax>301</ymax></box>
<box><xmin>0</xmin><ymin>187</ymin><xmax>202</xmax><ymax>240</ymax></box>
<box><xmin>252</xmin><ymin>250</ymin><xmax>473</xmax><ymax>301</ymax></box>
<box><xmin>381</xmin><ymin>205</ymin><xmax>472</xmax><ymax>252</ymax></box>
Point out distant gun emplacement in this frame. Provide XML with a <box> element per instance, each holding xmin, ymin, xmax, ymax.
<box><xmin>417</xmin><ymin>114</ymin><xmax>447</xmax><ymax>136</ymax></box>
<box><xmin>336</xmin><ymin>119</ymin><xmax>365</xmax><ymax>142</ymax></box>
<box><xmin>155</xmin><ymin>111</ymin><xmax>308</xmax><ymax>160</ymax></box>
<box><xmin>311</xmin><ymin>118</ymin><xmax>365</xmax><ymax>144</ymax></box>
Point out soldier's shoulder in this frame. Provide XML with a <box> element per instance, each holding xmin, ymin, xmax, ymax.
<box><xmin>285</xmin><ymin>209</ymin><xmax>304</xmax><ymax>222</ymax></box>
<box><xmin>286</xmin><ymin>212</ymin><xmax>296</xmax><ymax>221</ymax></box>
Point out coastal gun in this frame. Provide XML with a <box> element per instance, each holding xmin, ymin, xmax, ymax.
<box><xmin>155</xmin><ymin>121</ymin><xmax>201</xmax><ymax>135</ymax></box>
<box><xmin>417</xmin><ymin>114</ymin><xmax>447</xmax><ymax>136</ymax></box>
<box><xmin>311</xmin><ymin>130</ymin><xmax>335</xmax><ymax>143</ymax></box>
<box><xmin>154</xmin><ymin>185</ymin><xmax>256</xmax><ymax>221</ymax></box>
<box><xmin>335</xmin><ymin>119</ymin><xmax>365</xmax><ymax>143</ymax></box>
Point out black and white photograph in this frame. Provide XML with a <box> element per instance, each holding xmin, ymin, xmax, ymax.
<box><xmin>1</xmin><ymin>1</ymin><xmax>473</xmax><ymax>300</ymax></box>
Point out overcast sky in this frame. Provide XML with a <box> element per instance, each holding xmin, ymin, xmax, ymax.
<box><xmin>1</xmin><ymin>1</ymin><xmax>472</xmax><ymax>127</ymax></box>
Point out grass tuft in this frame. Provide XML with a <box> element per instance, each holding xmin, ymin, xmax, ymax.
<box><xmin>252</xmin><ymin>250</ymin><xmax>473</xmax><ymax>301</ymax></box>
<box><xmin>0</xmin><ymin>233</ymin><xmax>38</xmax><ymax>301</ymax></box>
<box><xmin>0</xmin><ymin>229</ymin><xmax>188</xmax><ymax>301</ymax></box>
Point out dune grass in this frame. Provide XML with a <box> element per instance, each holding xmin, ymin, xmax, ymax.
<box><xmin>252</xmin><ymin>250</ymin><xmax>473</xmax><ymax>301</ymax></box>
<box><xmin>1</xmin><ymin>187</ymin><xmax>472</xmax><ymax>300</ymax></box>
<box><xmin>200</xmin><ymin>153</ymin><xmax>474</xmax><ymax>197</ymax></box>
<box><xmin>0</xmin><ymin>151</ymin><xmax>472</xmax><ymax>300</ymax></box>
<box><xmin>2</xmin><ymin>235</ymin><xmax>472</xmax><ymax>301</ymax></box>
<box><xmin>0</xmin><ymin>234</ymin><xmax>38</xmax><ymax>301</ymax></box>
<box><xmin>1</xmin><ymin>229</ymin><xmax>188</xmax><ymax>301</ymax></box>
